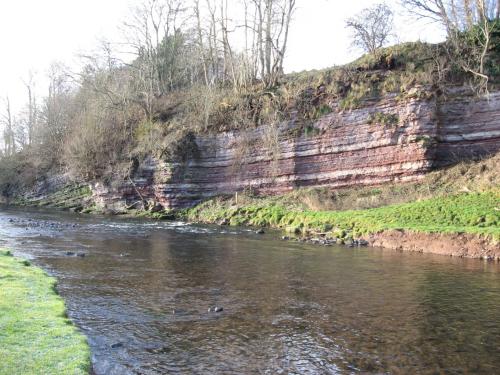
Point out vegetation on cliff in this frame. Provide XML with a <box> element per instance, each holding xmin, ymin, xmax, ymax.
<box><xmin>0</xmin><ymin>250</ymin><xmax>90</xmax><ymax>375</ymax></box>
<box><xmin>0</xmin><ymin>1</ymin><xmax>499</xmax><ymax>200</ymax></box>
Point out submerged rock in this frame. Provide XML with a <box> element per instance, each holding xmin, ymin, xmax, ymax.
<box><xmin>208</xmin><ymin>306</ymin><xmax>224</xmax><ymax>313</ymax></box>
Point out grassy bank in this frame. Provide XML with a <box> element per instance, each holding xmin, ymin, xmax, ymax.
<box><xmin>180</xmin><ymin>153</ymin><xmax>500</xmax><ymax>244</ymax></box>
<box><xmin>0</xmin><ymin>250</ymin><xmax>90</xmax><ymax>375</ymax></box>
<box><xmin>183</xmin><ymin>191</ymin><xmax>500</xmax><ymax>244</ymax></box>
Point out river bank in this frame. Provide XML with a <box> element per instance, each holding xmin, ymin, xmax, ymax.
<box><xmin>0</xmin><ymin>250</ymin><xmax>90</xmax><ymax>375</ymax></box>
<box><xmin>181</xmin><ymin>191</ymin><xmax>500</xmax><ymax>260</ymax></box>
<box><xmin>5</xmin><ymin>153</ymin><xmax>500</xmax><ymax>261</ymax></box>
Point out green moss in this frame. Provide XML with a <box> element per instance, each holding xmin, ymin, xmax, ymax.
<box><xmin>185</xmin><ymin>192</ymin><xmax>500</xmax><ymax>242</ymax></box>
<box><xmin>367</xmin><ymin>112</ymin><xmax>399</xmax><ymax>127</ymax></box>
<box><xmin>415</xmin><ymin>135</ymin><xmax>438</xmax><ymax>148</ymax></box>
<box><xmin>0</xmin><ymin>251</ymin><xmax>91</xmax><ymax>375</ymax></box>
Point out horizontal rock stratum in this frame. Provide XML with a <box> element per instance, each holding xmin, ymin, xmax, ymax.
<box><xmin>93</xmin><ymin>88</ymin><xmax>500</xmax><ymax>211</ymax></box>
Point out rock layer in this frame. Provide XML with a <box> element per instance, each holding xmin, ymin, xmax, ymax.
<box><xmin>92</xmin><ymin>90</ymin><xmax>500</xmax><ymax>210</ymax></box>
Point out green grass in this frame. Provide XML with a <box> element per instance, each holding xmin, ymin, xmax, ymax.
<box><xmin>184</xmin><ymin>192</ymin><xmax>500</xmax><ymax>242</ymax></box>
<box><xmin>0</xmin><ymin>251</ymin><xmax>91</xmax><ymax>375</ymax></box>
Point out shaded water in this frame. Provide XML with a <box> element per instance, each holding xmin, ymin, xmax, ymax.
<box><xmin>1</xmin><ymin>207</ymin><xmax>500</xmax><ymax>374</ymax></box>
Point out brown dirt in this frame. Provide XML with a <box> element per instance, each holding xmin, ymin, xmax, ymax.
<box><xmin>367</xmin><ymin>230</ymin><xmax>500</xmax><ymax>260</ymax></box>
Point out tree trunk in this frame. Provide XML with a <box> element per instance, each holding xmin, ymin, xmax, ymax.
<box><xmin>464</xmin><ymin>0</ymin><xmax>474</xmax><ymax>29</ymax></box>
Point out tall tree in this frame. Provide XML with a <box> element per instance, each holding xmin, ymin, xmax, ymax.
<box><xmin>1</xmin><ymin>97</ymin><xmax>15</xmax><ymax>156</ymax></box>
<box><xmin>346</xmin><ymin>3</ymin><xmax>394</xmax><ymax>54</ymax></box>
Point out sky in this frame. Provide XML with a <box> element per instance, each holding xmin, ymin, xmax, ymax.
<box><xmin>0</xmin><ymin>0</ymin><xmax>445</xmax><ymax>113</ymax></box>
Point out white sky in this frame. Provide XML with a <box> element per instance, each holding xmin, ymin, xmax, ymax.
<box><xmin>0</xmin><ymin>0</ymin><xmax>445</xmax><ymax>113</ymax></box>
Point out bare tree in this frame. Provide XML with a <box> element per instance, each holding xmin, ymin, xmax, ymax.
<box><xmin>402</xmin><ymin>0</ymin><xmax>497</xmax><ymax>33</ymax></box>
<box><xmin>122</xmin><ymin>0</ymin><xmax>187</xmax><ymax>118</ymax></box>
<box><xmin>251</xmin><ymin>0</ymin><xmax>296</xmax><ymax>87</ymax></box>
<box><xmin>402</xmin><ymin>0</ymin><xmax>495</xmax><ymax>93</ymax></box>
<box><xmin>346</xmin><ymin>3</ymin><xmax>394</xmax><ymax>54</ymax></box>
<box><xmin>22</xmin><ymin>72</ymin><xmax>38</xmax><ymax>146</ymax></box>
<box><xmin>0</xmin><ymin>97</ymin><xmax>15</xmax><ymax>156</ymax></box>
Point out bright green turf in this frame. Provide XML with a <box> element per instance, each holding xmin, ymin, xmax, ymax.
<box><xmin>0</xmin><ymin>250</ymin><xmax>90</xmax><ymax>375</ymax></box>
<box><xmin>185</xmin><ymin>191</ymin><xmax>500</xmax><ymax>241</ymax></box>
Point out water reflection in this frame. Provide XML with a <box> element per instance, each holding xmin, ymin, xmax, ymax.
<box><xmin>0</xmin><ymin>207</ymin><xmax>499</xmax><ymax>374</ymax></box>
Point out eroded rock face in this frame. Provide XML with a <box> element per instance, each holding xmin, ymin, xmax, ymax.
<box><xmin>92</xmin><ymin>90</ymin><xmax>500</xmax><ymax>209</ymax></box>
<box><xmin>435</xmin><ymin>90</ymin><xmax>500</xmax><ymax>165</ymax></box>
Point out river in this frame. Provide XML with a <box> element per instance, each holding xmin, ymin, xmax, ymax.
<box><xmin>1</xmin><ymin>206</ymin><xmax>500</xmax><ymax>374</ymax></box>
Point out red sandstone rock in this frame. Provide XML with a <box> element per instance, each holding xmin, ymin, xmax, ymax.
<box><xmin>92</xmin><ymin>90</ymin><xmax>500</xmax><ymax>210</ymax></box>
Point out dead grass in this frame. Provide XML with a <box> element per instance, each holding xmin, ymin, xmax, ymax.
<box><xmin>225</xmin><ymin>152</ymin><xmax>500</xmax><ymax>212</ymax></box>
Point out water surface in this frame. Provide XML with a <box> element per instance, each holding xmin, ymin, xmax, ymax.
<box><xmin>1</xmin><ymin>207</ymin><xmax>499</xmax><ymax>374</ymax></box>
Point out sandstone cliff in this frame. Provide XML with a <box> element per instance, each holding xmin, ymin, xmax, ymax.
<box><xmin>92</xmin><ymin>89</ymin><xmax>500</xmax><ymax>211</ymax></box>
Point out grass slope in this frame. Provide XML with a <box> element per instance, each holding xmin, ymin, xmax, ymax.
<box><xmin>184</xmin><ymin>192</ymin><xmax>500</xmax><ymax>243</ymax></box>
<box><xmin>0</xmin><ymin>251</ymin><xmax>90</xmax><ymax>375</ymax></box>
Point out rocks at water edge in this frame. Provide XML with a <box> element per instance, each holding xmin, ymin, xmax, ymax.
<box><xmin>218</xmin><ymin>218</ymin><xmax>229</xmax><ymax>226</ymax></box>
<box><xmin>280</xmin><ymin>234</ymin><xmax>370</xmax><ymax>249</ymax></box>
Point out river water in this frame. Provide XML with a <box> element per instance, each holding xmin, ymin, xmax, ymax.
<box><xmin>1</xmin><ymin>207</ymin><xmax>500</xmax><ymax>374</ymax></box>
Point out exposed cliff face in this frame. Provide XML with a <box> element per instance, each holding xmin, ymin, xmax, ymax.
<box><xmin>92</xmin><ymin>89</ymin><xmax>500</xmax><ymax>211</ymax></box>
<box><xmin>435</xmin><ymin>91</ymin><xmax>500</xmax><ymax>165</ymax></box>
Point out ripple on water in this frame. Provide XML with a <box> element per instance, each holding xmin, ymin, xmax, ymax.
<box><xmin>1</xmin><ymin>207</ymin><xmax>500</xmax><ymax>374</ymax></box>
